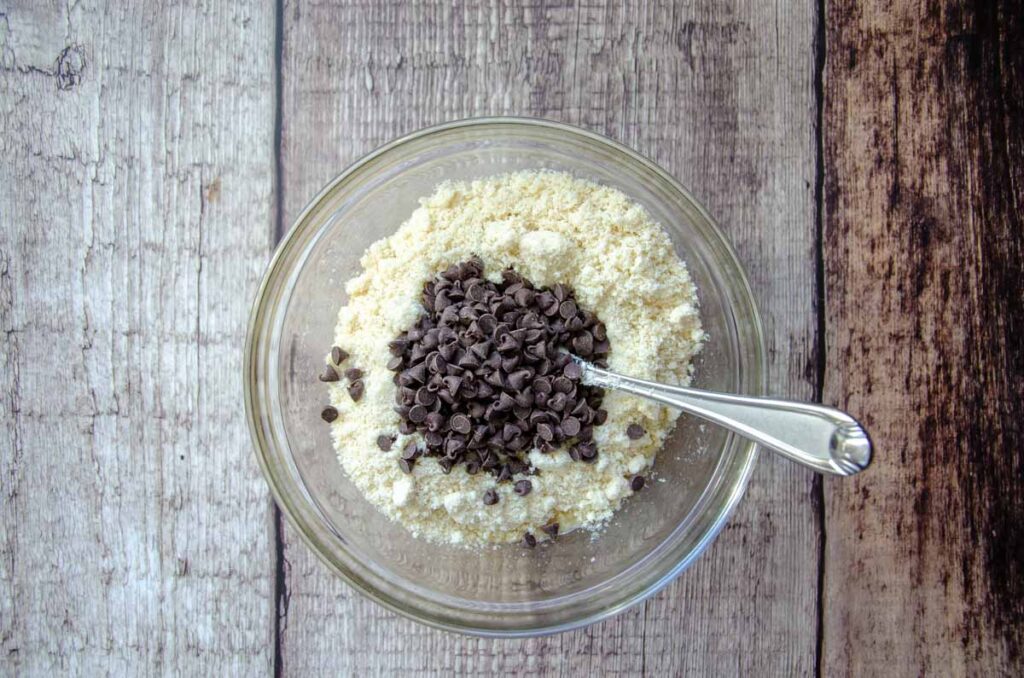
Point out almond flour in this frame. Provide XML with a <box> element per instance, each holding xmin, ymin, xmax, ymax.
<box><xmin>326</xmin><ymin>171</ymin><xmax>704</xmax><ymax>546</ymax></box>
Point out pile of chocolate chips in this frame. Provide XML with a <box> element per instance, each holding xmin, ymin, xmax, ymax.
<box><xmin>386</xmin><ymin>257</ymin><xmax>611</xmax><ymax>478</ymax></box>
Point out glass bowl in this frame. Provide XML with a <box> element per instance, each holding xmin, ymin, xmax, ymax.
<box><xmin>244</xmin><ymin>118</ymin><xmax>765</xmax><ymax>636</ymax></box>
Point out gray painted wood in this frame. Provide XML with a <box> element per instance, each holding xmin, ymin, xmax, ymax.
<box><xmin>14</xmin><ymin>1</ymin><xmax>1016</xmax><ymax>675</ymax></box>
<box><xmin>0</xmin><ymin>1</ymin><xmax>276</xmax><ymax>674</ymax></box>
<box><xmin>278</xmin><ymin>1</ymin><xmax>820</xmax><ymax>674</ymax></box>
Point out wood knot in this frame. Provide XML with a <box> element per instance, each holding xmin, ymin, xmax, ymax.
<box><xmin>56</xmin><ymin>44</ymin><xmax>86</xmax><ymax>91</ymax></box>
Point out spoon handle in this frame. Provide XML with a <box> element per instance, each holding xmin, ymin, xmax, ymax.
<box><xmin>580</xmin><ymin>363</ymin><xmax>871</xmax><ymax>476</ymax></box>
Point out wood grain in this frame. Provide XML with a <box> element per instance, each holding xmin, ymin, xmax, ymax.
<box><xmin>822</xmin><ymin>0</ymin><xmax>1024</xmax><ymax>675</ymax></box>
<box><xmin>278</xmin><ymin>1</ymin><xmax>821</xmax><ymax>674</ymax></box>
<box><xmin>0</xmin><ymin>1</ymin><xmax>276</xmax><ymax>674</ymax></box>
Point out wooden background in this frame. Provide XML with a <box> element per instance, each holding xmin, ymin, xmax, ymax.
<box><xmin>1</xmin><ymin>0</ymin><xmax>1020</xmax><ymax>675</ymax></box>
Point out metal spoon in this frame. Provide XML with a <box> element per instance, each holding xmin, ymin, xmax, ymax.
<box><xmin>574</xmin><ymin>358</ymin><xmax>871</xmax><ymax>476</ymax></box>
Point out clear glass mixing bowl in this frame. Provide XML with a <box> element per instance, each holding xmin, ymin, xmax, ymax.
<box><xmin>244</xmin><ymin>118</ymin><xmax>765</xmax><ymax>636</ymax></box>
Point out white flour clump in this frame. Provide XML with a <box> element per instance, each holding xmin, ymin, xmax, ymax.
<box><xmin>325</xmin><ymin>171</ymin><xmax>703</xmax><ymax>546</ymax></box>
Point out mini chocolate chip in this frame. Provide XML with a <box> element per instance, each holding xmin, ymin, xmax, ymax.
<box><xmin>578</xmin><ymin>441</ymin><xmax>598</xmax><ymax>460</ymax></box>
<box><xmin>450</xmin><ymin>414</ymin><xmax>472</xmax><ymax>434</ymax></box>
<box><xmin>319</xmin><ymin>366</ymin><xmax>340</xmax><ymax>382</ymax></box>
<box><xmin>523</xmin><ymin>532</ymin><xmax>537</xmax><ymax>547</ymax></box>
<box><xmin>562</xmin><ymin>362</ymin><xmax>582</xmax><ymax>380</ymax></box>
<box><xmin>398</xmin><ymin>458</ymin><xmax>415</xmax><ymax>474</ymax></box>
<box><xmin>388</xmin><ymin>339</ymin><xmax>408</xmax><ymax>356</ymax></box>
<box><xmin>482</xmin><ymin>488</ymin><xmax>499</xmax><ymax>506</ymax></box>
<box><xmin>385</xmin><ymin>260</ymin><xmax>613</xmax><ymax>475</ymax></box>
<box><xmin>320</xmin><ymin>406</ymin><xmax>338</xmax><ymax>422</ymax></box>
<box><xmin>331</xmin><ymin>346</ymin><xmax>348</xmax><ymax>364</ymax></box>
<box><xmin>631</xmin><ymin>475</ymin><xmax>646</xmax><ymax>491</ymax></box>
<box><xmin>442</xmin><ymin>375</ymin><xmax>463</xmax><ymax>395</ymax></box>
<box><xmin>438</xmin><ymin>457</ymin><xmax>455</xmax><ymax>474</ymax></box>
<box><xmin>541</xmin><ymin>522</ymin><xmax>559</xmax><ymax>538</ymax></box>
<box><xmin>514</xmin><ymin>479</ymin><xmax>532</xmax><ymax>496</ymax></box>
<box><xmin>344</xmin><ymin>367</ymin><xmax>364</xmax><ymax>381</ymax></box>
<box><xmin>537</xmin><ymin>422</ymin><xmax>554</xmax><ymax>441</ymax></box>
<box><xmin>402</xmin><ymin>442</ymin><xmax>419</xmax><ymax>460</ymax></box>
<box><xmin>376</xmin><ymin>434</ymin><xmax>395</xmax><ymax>451</ymax></box>
<box><xmin>594</xmin><ymin>409</ymin><xmax>609</xmax><ymax>425</ymax></box>
<box><xmin>347</xmin><ymin>380</ymin><xmax>364</xmax><ymax>401</ymax></box>
<box><xmin>572</xmin><ymin>333</ymin><xmax>594</xmax><ymax>356</ymax></box>
<box><xmin>561</xmin><ymin>416</ymin><xmax>581</xmax><ymax>437</ymax></box>
<box><xmin>552</xmin><ymin>376</ymin><xmax>573</xmax><ymax>394</ymax></box>
<box><xmin>429</xmin><ymin>353</ymin><xmax>448</xmax><ymax>374</ymax></box>
<box><xmin>626</xmin><ymin>423</ymin><xmax>646</xmax><ymax>440</ymax></box>
<box><xmin>407</xmin><ymin>363</ymin><xmax>427</xmax><ymax>383</ymax></box>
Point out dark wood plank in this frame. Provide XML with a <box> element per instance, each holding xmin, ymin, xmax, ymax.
<box><xmin>822</xmin><ymin>0</ymin><xmax>1024</xmax><ymax>674</ymax></box>
<box><xmin>0</xmin><ymin>1</ymin><xmax>277</xmax><ymax>674</ymax></box>
<box><xmin>279</xmin><ymin>0</ymin><xmax>820</xmax><ymax>674</ymax></box>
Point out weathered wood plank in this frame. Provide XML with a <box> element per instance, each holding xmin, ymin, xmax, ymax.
<box><xmin>279</xmin><ymin>0</ymin><xmax>820</xmax><ymax>674</ymax></box>
<box><xmin>0</xmin><ymin>1</ymin><xmax>277</xmax><ymax>674</ymax></box>
<box><xmin>822</xmin><ymin>0</ymin><xmax>1023</xmax><ymax>675</ymax></box>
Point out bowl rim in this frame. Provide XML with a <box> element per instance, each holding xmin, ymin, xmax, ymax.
<box><xmin>244</xmin><ymin>116</ymin><xmax>766</xmax><ymax>637</ymax></box>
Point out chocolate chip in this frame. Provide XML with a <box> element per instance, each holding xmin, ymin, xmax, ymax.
<box><xmin>319</xmin><ymin>366</ymin><xmax>340</xmax><ymax>382</ymax></box>
<box><xmin>442</xmin><ymin>375</ymin><xmax>463</xmax><ymax>395</ymax></box>
<box><xmin>344</xmin><ymin>367</ymin><xmax>364</xmax><ymax>381</ymax></box>
<box><xmin>331</xmin><ymin>346</ymin><xmax>348</xmax><ymax>364</ymax></box>
<box><xmin>482</xmin><ymin>488</ymin><xmax>499</xmax><ymax>506</ymax></box>
<box><xmin>398</xmin><ymin>458</ymin><xmax>415</xmax><ymax>474</ymax></box>
<box><xmin>572</xmin><ymin>333</ymin><xmax>594</xmax><ymax>356</ymax></box>
<box><xmin>388</xmin><ymin>339</ymin><xmax>408</xmax><ymax>356</ymax></box>
<box><xmin>413</xmin><ymin>387</ymin><xmax>434</xmax><ymax>407</ymax></box>
<box><xmin>552</xmin><ymin>376</ymin><xmax>573</xmax><ymax>394</ymax></box>
<box><xmin>384</xmin><ymin>259</ymin><xmax>612</xmax><ymax>476</ymax></box>
<box><xmin>347</xmin><ymin>380</ymin><xmax>364</xmax><ymax>401</ymax></box>
<box><xmin>406</xmin><ymin>363</ymin><xmax>428</xmax><ymax>384</ymax></box>
<box><xmin>626</xmin><ymin>423</ymin><xmax>645</xmax><ymax>440</ymax></box>
<box><xmin>577</xmin><ymin>441</ymin><xmax>598</xmax><ymax>461</ymax></box>
<box><xmin>561</xmin><ymin>416</ymin><xmax>581</xmax><ymax>437</ymax></box>
<box><xmin>450</xmin><ymin>413</ymin><xmax>472</xmax><ymax>434</ymax></box>
<box><xmin>523</xmin><ymin>532</ymin><xmax>537</xmax><ymax>547</ymax></box>
<box><xmin>514</xmin><ymin>479</ymin><xmax>532</xmax><ymax>496</ymax></box>
<box><xmin>594</xmin><ymin>409</ymin><xmax>609</xmax><ymax>425</ymax></box>
<box><xmin>631</xmin><ymin>475</ymin><xmax>646</xmax><ymax>491</ymax></box>
<box><xmin>541</xmin><ymin>522</ymin><xmax>559</xmax><ymax>538</ymax></box>
<box><xmin>320</xmin><ymin>406</ymin><xmax>338</xmax><ymax>423</ymax></box>
<box><xmin>402</xmin><ymin>442</ymin><xmax>419</xmax><ymax>460</ymax></box>
<box><xmin>376</xmin><ymin>434</ymin><xmax>395</xmax><ymax>451</ymax></box>
<box><xmin>536</xmin><ymin>422</ymin><xmax>554</xmax><ymax>441</ymax></box>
